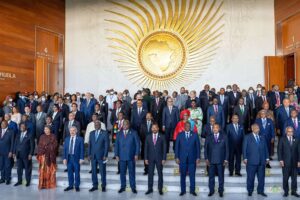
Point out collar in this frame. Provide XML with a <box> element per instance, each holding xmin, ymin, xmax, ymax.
<box><xmin>2</xmin><ymin>128</ymin><xmax>7</xmax><ymax>133</ymax></box>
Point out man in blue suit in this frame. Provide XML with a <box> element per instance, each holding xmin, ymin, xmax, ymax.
<box><xmin>13</xmin><ymin>123</ymin><xmax>35</xmax><ymax>187</ymax></box>
<box><xmin>207</xmin><ymin>98</ymin><xmax>225</xmax><ymax>130</ymax></box>
<box><xmin>88</xmin><ymin>121</ymin><xmax>109</xmax><ymax>192</ymax></box>
<box><xmin>175</xmin><ymin>121</ymin><xmax>200</xmax><ymax>196</ymax></box>
<box><xmin>243</xmin><ymin>123</ymin><xmax>269</xmax><ymax>197</ymax></box>
<box><xmin>115</xmin><ymin>120</ymin><xmax>140</xmax><ymax>194</ymax></box>
<box><xmin>276</xmin><ymin>98</ymin><xmax>294</xmax><ymax>136</ymax></box>
<box><xmin>80</xmin><ymin>93</ymin><xmax>96</xmax><ymax>126</ymax></box>
<box><xmin>0</xmin><ymin>120</ymin><xmax>14</xmax><ymax>185</ymax></box>
<box><xmin>4</xmin><ymin>114</ymin><xmax>18</xmax><ymax>136</ymax></box>
<box><xmin>205</xmin><ymin>124</ymin><xmax>229</xmax><ymax>197</ymax></box>
<box><xmin>162</xmin><ymin>97</ymin><xmax>180</xmax><ymax>153</ymax></box>
<box><xmin>284</xmin><ymin>109</ymin><xmax>300</xmax><ymax>139</ymax></box>
<box><xmin>255</xmin><ymin>110</ymin><xmax>275</xmax><ymax>167</ymax></box>
<box><xmin>226</xmin><ymin>114</ymin><xmax>244</xmax><ymax>176</ymax></box>
<box><xmin>63</xmin><ymin>126</ymin><xmax>84</xmax><ymax>192</ymax></box>
<box><xmin>217</xmin><ymin>88</ymin><xmax>229</xmax><ymax>124</ymax></box>
<box><xmin>130</xmin><ymin>100</ymin><xmax>147</xmax><ymax>132</ymax></box>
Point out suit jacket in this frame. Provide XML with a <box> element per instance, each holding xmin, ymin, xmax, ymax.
<box><xmin>139</xmin><ymin>121</ymin><xmax>153</xmax><ymax>143</ymax></box>
<box><xmin>278</xmin><ymin>136</ymin><xmax>300</xmax><ymax>168</ymax></box>
<box><xmin>88</xmin><ymin>129</ymin><xmax>109</xmax><ymax>160</ymax></box>
<box><xmin>17</xmin><ymin>98</ymin><xmax>27</xmax><ymax>114</ymax></box>
<box><xmin>255</xmin><ymin>118</ymin><xmax>275</xmax><ymax>140</ymax></box>
<box><xmin>8</xmin><ymin>120</ymin><xmax>18</xmax><ymax>135</ymax></box>
<box><xmin>114</xmin><ymin>129</ymin><xmax>140</xmax><ymax>161</ymax></box>
<box><xmin>63</xmin><ymin>120</ymin><xmax>81</xmax><ymax>140</ymax></box>
<box><xmin>204</xmin><ymin>133</ymin><xmax>229</xmax><ymax>164</ymax></box>
<box><xmin>63</xmin><ymin>136</ymin><xmax>84</xmax><ymax>162</ymax></box>
<box><xmin>226</xmin><ymin>123</ymin><xmax>244</xmax><ymax>148</ymax></box>
<box><xmin>233</xmin><ymin>105</ymin><xmax>250</xmax><ymax>128</ymax></box>
<box><xmin>255</xmin><ymin>96</ymin><xmax>270</xmax><ymax>112</ymax></box>
<box><xmin>269</xmin><ymin>91</ymin><xmax>284</xmax><ymax>110</ymax></box>
<box><xmin>27</xmin><ymin>100</ymin><xmax>38</xmax><ymax>114</ymax></box>
<box><xmin>0</xmin><ymin>129</ymin><xmax>14</xmax><ymax>155</ymax></box>
<box><xmin>144</xmin><ymin>133</ymin><xmax>167</xmax><ymax>162</ymax></box>
<box><xmin>35</xmin><ymin>112</ymin><xmax>47</xmax><ymax>137</ymax></box>
<box><xmin>207</xmin><ymin>105</ymin><xmax>225</xmax><ymax>129</ymax></box>
<box><xmin>201</xmin><ymin>123</ymin><xmax>214</xmax><ymax>138</ymax></box>
<box><xmin>217</xmin><ymin>94</ymin><xmax>229</xmax><ymax>121</ymax></box>
<box><xmin>74</xmin><ymin>111</ymin><xmax>85</xmax><ymax>130</ymax></box>
<box><xmin>162</xmin><ymin>106</ymin><xmax>180</xmax><ymax>129</ymax></box>
<box><xmin>175</xmin><ymin>131</ymin><xmax>201</xmax><ymax>164</ymax></box>
<box><xmin>98</xmin><ymin>101</ymin><xmax>109</xmax><ymax>119</ymax></box>
<box><xmin>199</xmin><ymin>90</ymin><xmax>215</xmax><ymax>112</ymax></box>
<box><xmin>58</xmin><ymin>103</ymin><xmax>70</xmax><ymax>120</ymax></box>
<box><xmin>80</xmin><ymin>98</ymin><xmax>96</xmax><ymax>121</ymax></box>
<box><xmin>185</xmin><ymin>97</ymin><xmax>200</xmax><ymax>109</ymax></box>
<box><xmin>14</xmin><ymin>131</ymin><xmax>35</xmax><ymax>158</ymax></box>
<box><xmin>276</xmin><ymin>105</ymin><xmax>294</xmax><ymax>132</ymax></box>
<box><xmin>228</xmin><ymin>91</ymin><xmax>241</xmax><ymax>108</ymax></box>
<box><xmin>130</xmin><ymin>107</ymin><xmax>147</xmax><ymax>131</ymax></box>
<box><xmin>284</xmin><ymin>117</ymin><xmax>300</xmax><ymax>138</ymax></box>
<box><xmin>243</xmin><ymin>134</ymin><xmax>269</xmax><ymax>165</ymax></box>
<box><xmin>51</xmin><ymin>111</ymin><xmax>63</xmax><ymax>136</ymax></box>
<box><xmin>110</xmin><ymin>108</ymin><xmax>125</xmax><ymax>125</ymax></box>
<box><xmin>150</xmin><ymin>98</ymin><xmax>164</xmax><ymax>124</ymax></box>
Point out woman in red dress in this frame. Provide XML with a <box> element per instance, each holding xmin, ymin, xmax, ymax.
<box><xmin>173</xmin><ymin>109</ymin><xmax>198</xmax><ymax>141</ymax></box>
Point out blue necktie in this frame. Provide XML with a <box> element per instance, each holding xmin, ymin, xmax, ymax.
<box><xmin>95</xmin><ymin>130</ymin><xmax>99</xmax><ymax>141</ymax></box>
<box><xmin>69</xmin><ymin>137</ymin><xmax>74</xmax><ymax>155</ymax></box>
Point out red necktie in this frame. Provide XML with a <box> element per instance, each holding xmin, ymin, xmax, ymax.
<box><xmin>294</xmin><ymin>119</ymin><xmax>298</xmax><ymax>129</ymax></box>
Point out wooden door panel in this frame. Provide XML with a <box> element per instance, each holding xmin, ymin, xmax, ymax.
<box><xmin>264</xmin><ymin>56</ymin><xmax>285</xmax><ymax>90</ymax></box>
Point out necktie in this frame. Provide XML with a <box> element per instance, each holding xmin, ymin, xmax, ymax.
<box><xmin>156</xmin><ymin>98</ymin><xmax>159</xmax><ymax>106</ymax></box>
<box><xmin>118</xmin><ymin>121</ymin><xmax>121</xmax><ymax>129</ymax></box>
<box><xmin>276</xmin><ymin>93</ymin><xmax>280</xmax><ymax>105</ymax></box>
<box><xmin>286</xmin><ymin>107</ymin><xmax>290</xmax><ymax>117</ymax></box>
<box><xmin>38</xmin><ymin>112</ymin><xmax>41</xmax><ymax>120</ymax></box>
<box><xmin>255</xmin><ymin>135</ymin><xmax>260</xmax><ymax>144</ymax></box>
<box><xmin>241</xmin><ymin>106</ymin><xmax>244</xmax><ymax>114</ymax></box>
<box><xmin>69</xmin><ymin>121</ymin><xmax>72</xmax><ymax>128</ymax></box>
<box><xmin>263</xmin><ymin>119</ymin><xmax>266</xmax><ymax>129</ymax></box>
<box><xmin>234</xmin><ymin>124</ymin><xmax>238</xmax><ymax>134</ymax></box>
<box><xmin>69</xmin><ymin>137</ymin><xmax>74</xmax><ymax>155</ymax></box>
<box><xmin>294</xmin><ymin>119</ymin><xmax>298</xmax><ymax>129</ymax></box>
<box><xmin>169</xmin><ymin>106</ymin><xmax>172</xmax><ymax>114</ymax></box>
<box><xmin>153</xmin><ymin>134</ymin><xmax>157</xmax><ymax>145</ymax></box>
<box><xmin>124</xmin><ymin>130</ymin><xmax>127</xmax><ymax>138</ymax></box>
<box><xmin>186</xmin><ymin>132</ymin><xmax>189</xmax><ymax>140</ymax></box>
<box><xmin>289</xmin><ymin>137</ymin><xmax>293</xmax><ymax>146</ymax></box>
<box><xmin>138</xmin><ymin>108</ymin><xmax>141</xmax><ymax>115</ymax></box>
<box><xmin>147</xmin><ymin>121</ymin><xmax>150</xmax><ymax>132</ymax></box>
<box><xmin>244</xmin><ymin>97</ymin><xmax>247</xmax><ymax>105</ymax></box>
<box><xmin>214</xmin><ymin>105</ymin><xmax>218</xmax><ymax>113</ymax></box>
<box><xmin>214</xmin><ymin>135</ymin><xmax>218</xmax><ymax>143</ymax></box>
<box><xmin>20</xmin><ymin>132</ymin><xmax>25</xmax><ymax>142</ymax></box>
<box><xmin>95</xmin><ymin>130</ymin><xmax>99</xmax><ymax>141</ymax></box>
<box><xmin>221</xmin><ymin>95</ymin><xmax>224</xmax><ymax>104</ymax></box>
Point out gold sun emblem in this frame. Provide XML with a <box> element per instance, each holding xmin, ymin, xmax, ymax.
<box><xmin>106</xmin><ymin>0</ymin><xmax>224</xmax><ymax>90</ymax></box>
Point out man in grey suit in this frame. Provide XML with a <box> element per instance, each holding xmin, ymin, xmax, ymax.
<box><xmin>35</xmin><ymin>105</ymin><xmax>46</xmax><ymax>143</ymax></box>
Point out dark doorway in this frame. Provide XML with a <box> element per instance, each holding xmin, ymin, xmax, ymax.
<box><xmin>284</xmin><ymin>54</ymin><xmax>295</xmax><ymax>86</ymax></box>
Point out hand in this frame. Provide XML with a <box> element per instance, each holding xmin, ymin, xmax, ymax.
<box><xmin>103</xmin><ymin>157</ymin><xmax>107</xmax><ymax>161</ymax></box>
<box><xmin>8</xmin><ymin>152</ymin><xmax>12</xmax><ymax>158</ymax></box>
<box><xmin>162</xmin><ymin>160</ymin><xmax>166</xmax><ymax>165</ymax></box>
<box><xmin>223</xmin><ymin>160</ymin><xmax>228</xmax><ymax>166</ymax></box>
<box><xmin>116</xmin><ymin>156</ymin><xmax>119</xmax><ymax>162</ymax></box>
<box><xmin>280</xmin><ymin>161</ymin><xmax>284</xmax><ymax>167</ymax></box>
<box><xmin>28</xmin><ymin>155</ymin><xmax>32</xmax><ymax>160</ymax></box>
<box><xmin>271</xmin><ymin>138</ymin><xmax>275</xmax><ymax>143</ymax></box>
<box><xmin>243</xmin><ymin>159</ymin><xmax>247</xmax><ymax>165</ymax></box>
<box><xmin>298</xmin><ymin>162</ymin><xmax>300</xmax><ymax>168</ymax></box>
<box><xmin>145</xmin><ymin>160</ymin><xmax>149</xmax><ymax>165</ymax></box>
<box><xmin>205</xmin><ymin>159</ymin><xmax>210</xmax><ymax>167</ymax></box>
<box><xmin>134</xmin><ymin>156</ymin><xmax>138</xmax><ymax>161</ymax></box>
<box><xmin>196</xmin><ymin>159</ymin><xmax>200</xmax><ymax>165</ymax></box>
<box><xmin>162</xmin><ymin>127</ymin><xmax>165</xmax><ymax>132</ymax></box>
<box><xmin>79</xmin><ymin>159</ymin><xmax>84</xmax><ymax>165</ymax></box>
<box><xmin>176</xmin><ymin>159</ymin><xmax>180</xmax><ymax>165</ymax></box>
<box><xmin>63</xmin><ymin>159</ymin><xmax>67</xmax><ymax>165</ymax></box>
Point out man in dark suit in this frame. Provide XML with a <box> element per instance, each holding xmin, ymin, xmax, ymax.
<box><xmin>162</xmin><ymin>97</ymin><xmax>180</xmax><ymax>153</ymax></box>
<box><xmin>247</xmin><ymin>88</ymin><xmax>257</xmax><ymax>124</ymax></box>
<box><xmin>199</xmin><ymin>84</ymin><xmax>214</xmax><ymax>124</ymax></box>
<box><xmin>228</xmin><ymin>84</ymin><xmax>241</xmax><ymax>119</ymax></box>
<box><xmin>144</xmin><ymin>123</ymin><xmax>167</xmax><ymax>195</ymax></box>
<box><xmin>185</xmin><ymin>90</ymin><xmax>200</xmax><ymax>109</ymax></box>
<box><xmin>0</xmin><ymin>120</ymin><xmax>14</xmax><ymax>185</ymax></box>
<box><xmin>71</xmin><ymin>103</ymin><xmax>85</xmax><ymax>132</ymax></box>
<box><xmin>139</xmin><ymin>112</ymin><xmax>154</xmax><ymax>175</ymax></box>
<box><xmin>201</xmin><ymin>116</ymin><xmax>216</xmax><ymax>138</ymax></box>
<box><xmin>276</xmin><ymin>98</ymin><xmax>294</xmax><ymax>136</ymax></box>
<box><xmin>98</xmin><ymin>95</ymin><xmax>109</xmax><ymax>123</ymax></box>
<box><xmin>226</xmin><ymin>115</ymin><xmax>244</xmax><ymax>176</ymax></box>
<box><xmin>150</xmin><ymin>91</ymin><xmax>164</xmax><ymax>129</ymax></box>
<box><xmin>63</xmin><ymin>112</ymin><xmax>81</xmax><ymax>140</ymax></box>
<box><xmin>255</xmin><ymin>88</ymin><xmax>270</xmax><ymax>114</ymax></box>
<box><xmin>88</xmin><ymin>120</ymin><xmax>109</xmax><ymax>192</ymax></box>
<box><xmin>80</xmin><ymin>93</ymin><xmax>96</xmax><ymax>125</ymax></box>
<box><xmin>4</xmin><ymin>114</ymin><xmax>18</xmax><ymax>136</ymax></box>
<box><xmin>217</xmin><ymin>88</ymin><xmax>229</xmax><ymax>124</ymax></box>
<box><xmin>175</xmin><ymin>121</ymin><xmax>200</xmax><ymax>196</ymax></box>
<box><xmin>278</xmin><ymin>126</ymin><xmax>300</xmax><ymax>197</ymax></box>
<box><xmin>27</xmin><ymin>94</ymin><xmax>38</xmax><ymax>114</ymax></box>
<box><xmin>269</xmin><ymin>85</ymin><xmax>284</xmax><ymax>110</ymax></box>
<box><xmin>115</xmin><ymin>120</ymin><xmax>140</xmax><ymax>194</ymax></box>
<box><xmin>58</xmin><ymin>96</ymin><xmax>70</xmax><ymax>121</ymax></box>
<box><xmin>35</xmin><ymin>105</ymin><xmax>46</xmax><ymax>143</ymax></box>
<box><xmin>234</xmin><ymin>98</ymin><xmax>250</xmax><ymax>132</ymax></box>
<box><xmin>63</xmin><ymin>126</ymin><xmax>84</xmax><ymax>192</ymax></box>
<box><xmin>50</xmin><ymin>104</ymin><xmax>63</xmax><ymax>140</ymax></box>
<box><xmin>243</xmin><ymin>123</ymin><xmax>269</xmax><ymax>197</ymax></box>
<box><xmin>131</xmin><ymin>100</ymin><xmax>147</xmax><ymax>133</ymax></box>
<box><xmin>284</xmin><ymin>109</ymin><xmax>300</xmax><ymax>139</ymax></box>
<box><xmin>205</xmin><ymin>124</ymin><xmax>229</xmax><ymax>197</ymax></box>
<box><xmin>13</xmin><ymin>123</ymin><xmax>35</xmax><ymax>187</ymax></box>
<box><xmin>207</xmin><ymin>98</ymin><xmax>225</xmax><ymax>130</ymax></box>
<box><xmin>255</xmin><ymin>110</ymin><xmax>275</xmax><ymax>166</ymax></box>
<box><xmin>95</xmin><ymin>103</ymin><xmax>107</xmax><ymax>125</ymax></box>
<box><xmin>17</xmin><ymin>94</ymin><xmax>27</xmax><ymax>115</ymax></box>
<box><xmin>110</xmin><ymin>100</ymin><xmax>125</xmax><ymax>126</ymax></box>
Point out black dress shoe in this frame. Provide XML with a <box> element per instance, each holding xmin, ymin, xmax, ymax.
<box><xmin>291</xmin><ymin>192</ymin><xmax>300</xmax><ymax>197</ymax></box>
<box><xmin>219</xmin><ymin>192</ymin><xmax>223</xmax><ymax>197</ymax></box>
<box><xmin>6</xmin><ymin>180</ymin><xmax>10</xmax><ymax>185</ymax></box>
<box><xmin>190</xmin><ymin>191</ymin><xmax>197</xmax><ymax>196</ymax></box>
<box><xmin>14</xmin><ymin>182</ymin><xmax>22</xmax><ymax>187</ymax></box>
<box><xmin>159</xmin><ymin>190</ymin><xmax>163</xmax><ymax>195</ymax></box>
<box><xmin>89</xmin><ymin>187</ymin><xmax>98</xmax><ymax>192</ymax></box>
<box><xmin>118</xmin><ymin>188</ymin><xmax>125</xmax><ymax>193</ymax></box>
<box><xmin>266</xmin><ymin>164</ymin><xmax>271</xmax><ymax>168</ymax></box>
<box><xmin>26</xmin><ymin>182</ymin><xmax>30</xmax><ymax>187</ymax></box>
<box><xmin>64</xmin><ymin>187</ymin><xmax>74</xmax><ymax>191</ymax></box>
<box><xmin>116</xmin><ymin>171</ymin><xmax>120</xmax><ymax>175</ymax></box>
<box><xmin>269</xmin><ymin>157</ymin><xmax>273</xmax><ymax>161</ymax></box>
<box><xmin>248</xmin><ymin>192</ymin><xmax>252</xmax><ymax>196</ymax></box>
<box><xmin>229</xmin><ymin>173</ymin><xmax>233</xmax><ymax>176</ymax></box>
<box><xmin>179</xmin><ymin>192</ymin><xmax>186</xmax><ymax>196</ymax></box>
<box><xmin>102</xmin><ymin>187</ymin><xmax>106</xmax><ymax>192</ymax></box>
<box><xmin>0</xmin><ymin>179</ymin><xmax>5</xmax><ymax>184</ymax></box>
<box><xmin>235</xmin><ymin>173</ymin><xmax>242</xmax><ymax>176</ymax></box>
<box><xmin>258</xmin><ymin>192</ymin><xmax>267</xmax><ymax>197</ymax></box>
<box><xmin>145</xmin><ymin>189</ymin><xmax>153</xmax><ymax>195</ymax></box>
<box><xmin>75</xmin><ymin>188</ymin><xmax>80</xmax><ymax>192</ymax></box>
<box><xmin>64</xmin><ymin>169</ymin><xmax>68</xmax><ymax>172</ymax></box>
<box><xmin>89</xmin><ymin>170</ymin><xmax>92</xmax><ymax>174</ymax></box>
<box><xmin>143</xmin><ymin>172</ymin><xmax>148</xmax><ymax>175</ymax></box>
<box><xmin>208</xmin><ymin>192</ymin><xmax>214</xmax><ymax>196</ymax></box>
<box><xmin>283</xmin><ymin>192</ymin><xmax>288</xmax><ymax>197</ymax></box>
<box><xmin>132</xmin><ymin>189</ymin><xmax>137</xmax><ymax>194</ymax></box>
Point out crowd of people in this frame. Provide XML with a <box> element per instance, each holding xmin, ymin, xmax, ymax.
<box><xmin>0</xmin><ymin>81</ymin><xmax>300</xmax><ymax>197</ymax></box>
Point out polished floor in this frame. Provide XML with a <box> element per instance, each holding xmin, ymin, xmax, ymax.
<box><xmin>0</xmin><ymin>185</ymin><xmax>299</xmax><ymax>200</ymax></box>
